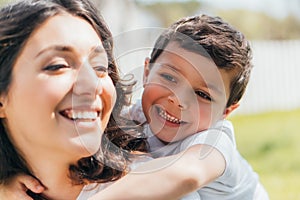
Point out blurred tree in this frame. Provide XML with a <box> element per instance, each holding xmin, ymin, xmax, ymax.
<box><xmin>135</xmin><ymin>1</ymin><xmax>300</xmax><ymax>40</ymax></box>
<box><xmin>135</xmin><ymin>0</ymin><xmax>201</xmax><ymax>27</ymax></box>
<box><xmin>279</xmin><ymin>15</ymin><xmax>300</xmax><ymax>39</ymax></box>
<box><xmin>0</xmin><ymin>0</ymin><xmax>13</xmax><ymax>6</ymax></box>
<box><xmin>217</xmin><ymin>9</ymin><xmax>300</xmax><ymax>40</ymax></box>
<box><xmin>1</xmin><ymin>0</ymin><xmax>299</xmax><ymax>40</ymax></box>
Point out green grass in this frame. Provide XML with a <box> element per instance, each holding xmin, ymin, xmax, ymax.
<box><xmin>229</xmin><ymin>109</ymin><xmax>300</xmax><ymax>200</ymax></box>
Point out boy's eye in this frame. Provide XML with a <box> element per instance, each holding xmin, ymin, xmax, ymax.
<box><xmin>43</xmin><ymin>64</ymin><xmax>70</xmax><ymax>71</ymax></box>
<box><xmin>195</xmin><ymin>90</ymin><xmax>212</xmax><ymax>102</ymax></box>
<box><xmin>94</xmin><ymin>66</ymin><xmax>109</xmax><ymax>77</ymax></box>
<box><xmin>160</xmin><ymin>73</ymin><xmax>176</xmax><ymax>83</ymax></box>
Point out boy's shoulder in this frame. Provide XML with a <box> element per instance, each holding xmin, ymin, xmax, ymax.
<box><xmin>121</xmin><ymin>99</ymin><xmax>146</xmax><ymax>123</ymax></box>
<box><xmin>148</xmin><ymin>119</ymin><xmax>236</xmax><ymax>159</ymax></box>
<box><xmin>179</xmin><ymin>119</ymin><xmax>236</xmax><ymax>151</ymax></box>
<box><xmin>189</xmin><ymin>120</ymin><xmax>234</xmax><ymax>139</ymax></box>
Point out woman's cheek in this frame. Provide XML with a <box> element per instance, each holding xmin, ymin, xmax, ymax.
<box><xmin>102</xmin><ymin>77</ymin><xmax>117</xmax><ymax>113</ymax></box>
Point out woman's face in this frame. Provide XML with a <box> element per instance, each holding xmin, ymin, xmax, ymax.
<box><xmin>0</xmin><ymin>14</ymin><xmax>116</xmax><ymax>162</ymax></box>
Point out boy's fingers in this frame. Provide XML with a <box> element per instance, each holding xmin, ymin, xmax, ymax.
<box><xmin>19</xmin><ymin>174</ymin><xmax>44</xmax><ymax>193</ymax></box>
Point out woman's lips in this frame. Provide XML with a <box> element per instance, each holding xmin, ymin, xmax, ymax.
<box><xmin>59</xmin><ymin>109</ymin><xmax>100</xmax><ymax>122</ymax></box>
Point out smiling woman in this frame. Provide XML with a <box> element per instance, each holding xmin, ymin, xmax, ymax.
<box><xmin>5</xmin><ymin>13</ymin><xmax>112</xmax><ymax>157</ymax></box>
<box><xmin>0</xmin><ymin>0</ymin><xmax>147</xmax><ymax>199</ymax></box>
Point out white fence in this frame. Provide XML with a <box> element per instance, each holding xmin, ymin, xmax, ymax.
<box><xmin>115</xmin><ymin>39</ymin><xmax>300</xmax><ymax>115</ymax></box>
<box><xmin>98</xmin><ymin>1</ymin><xmax>300</xmax><ymax>115</ymax></box>
<box><xmin>236</xmin><ymin>40</ymin><xmax>300</xmax><ymax>115</ymax></box>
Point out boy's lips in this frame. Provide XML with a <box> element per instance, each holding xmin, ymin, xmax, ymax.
<box><xmin>156</xmin><ymin>106</ymin><xmax>186</xmax><ymax>124</ymax></box>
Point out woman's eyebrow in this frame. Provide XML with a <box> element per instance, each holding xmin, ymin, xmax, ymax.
<box><xmin>89</xmin><ymin>45</ymin><xmax>106</xmax><ymax>57</ymax></box>
<box><xmin>35</xmin><ymin>45</ymin><xmax>73</xmax><ymax>58</ymax></box>
<box><xmin>35</xmin><ymin>45</ymin><xmax>106</xmax><ymax>59</ymax></box>
<box><xmin>92</xmin><ymin>45</ymin><xmax>105</xmax><ymax>53</ymax></box>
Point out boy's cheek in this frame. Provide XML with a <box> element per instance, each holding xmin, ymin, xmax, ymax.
<box><xmin>194</xmin><ymin>104</ymin><xmax>222</xmax><ymax>130</ymax></box>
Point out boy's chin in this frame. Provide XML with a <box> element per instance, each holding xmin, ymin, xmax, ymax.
<box><xmin>155</xmin><ymin>132</ymin><xmax>182</xmax><ymax>144</ymax></box>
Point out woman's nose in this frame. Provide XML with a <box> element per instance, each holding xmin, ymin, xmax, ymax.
<box><xmin>73</xmin><ymin>62</ymin><xmax>102</xmax><ymax>97</ymax></box>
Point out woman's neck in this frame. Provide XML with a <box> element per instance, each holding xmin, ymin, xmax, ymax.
<box><xmin>26</xmin><ymin>153</ymin><xmax>84</xmax><ymax>199</ymax></box>
<box><xmin>39</xmin><ymin>166</ymin><xmax>83</xmax><ymax>200</ymax></box>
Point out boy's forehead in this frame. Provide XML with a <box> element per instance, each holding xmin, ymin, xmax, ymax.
<box><xmin>162</xmin><ymin>42</ymin><xmax>219</xmax><ymax>76</ymax></box>
<box><xmin>164</xmin><ymin>42</ymin><xmax>212</xmax><ymax>65</ymax></box>
<box><xmin>158</xmin><ymin>41</ymin><xmax>232</xmax><ymax>98</ymax></box>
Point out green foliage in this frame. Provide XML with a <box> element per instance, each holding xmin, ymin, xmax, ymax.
<box><xmin>0</xmin><ymin>0</ymin><xmax>12</xmax><ymax>7</ymax></box>
<box><xmin>136</xmin><ymin>0</ymin><xmax>201</xmax><ymax>27</ymax></box>
<box><xmin>217</xmin><ymin>9</ymin><xmax>300</xmax><ymax>40</ymax></box>
<box><xmin>137</xmin><ymin>1</ymin><xmax>300</xmax><ymax>40</ymax></box>
<box><xmin>229</xmin><ymin>109</ymin><xmax>300</xmax><ymax>199</ymax></box>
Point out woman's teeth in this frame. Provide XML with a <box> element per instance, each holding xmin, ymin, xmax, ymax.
<box><xmin>158</xmin><ymin>108</ymin><xmax>181</xmax><ymax>124</ymax></box>
<box><xmin>62</xmin><ymin>110</ymin><xmax>98</xmax><ymax>121</ymax></box>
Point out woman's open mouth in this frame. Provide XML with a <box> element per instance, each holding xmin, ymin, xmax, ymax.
<box><xmin>59</xmin><ymin>109</ymin><xmax>100</xmax><ymax>122</ymax></box>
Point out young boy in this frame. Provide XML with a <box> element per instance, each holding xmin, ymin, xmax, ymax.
<box><xmin>1</xmin><ymin>14</ymin><xmax>268</xmax><ymax>199</ymax></box>
<box><xmin>103</xmin><ymin>14</ymin><xmax>268</xmax><ymax>199</ymax></box>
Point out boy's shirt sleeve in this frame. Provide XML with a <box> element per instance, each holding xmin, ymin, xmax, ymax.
<box><xmin>120</xmin><ymin>99</ymin><xmax>146</xmax><ymax>123</ymax></box>
<box><xmin>178</xmin><ymin>120</ymin><xmax>258</xmax><ymax>199</ymax></box>
<box><xmin>179</xmin><ymin>123</ymin><xmax>238</xmax><ymax>186</ymax></box>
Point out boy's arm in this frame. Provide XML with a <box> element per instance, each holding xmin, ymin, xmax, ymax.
<box><xmin>88</xmin><ymin>144</ymin><xmax>225</xmax><ymax>200</ymax></box>
<box><xmin>0</xmin><ymin>174</ymin><xmax>44</xmax><ymax>200</ymax></box>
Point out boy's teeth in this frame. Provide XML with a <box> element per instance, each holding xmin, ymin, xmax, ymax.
<box><xmin>158</xmin><ymin>109</ymin><xmax>181</xmax><ymax>124</ymax></box>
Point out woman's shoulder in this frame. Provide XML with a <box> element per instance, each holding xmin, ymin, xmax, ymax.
<box><xmin>77</xmin><ymin>183</ymin><xmax>112</xmax><ymax>200</ymax></box>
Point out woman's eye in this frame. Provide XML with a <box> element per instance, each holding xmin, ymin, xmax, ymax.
<box><xmin>195</xmin><ymin>90</ymin><xmax>212</xmax><ymax>102</ymax></box>
<box><xmin>161</xmin><ymin>73</ymin><xmax>176</xmax><ymax>83</ymax></box>
<box><xmin>43</xmin><ymin>64</ymin><xmax>70</xmax><ymax>71</ymax></box>
<box><xmin>94</xmin><ymin>66</ymin><xmax>108</xmax><ymax>77</ymax></box>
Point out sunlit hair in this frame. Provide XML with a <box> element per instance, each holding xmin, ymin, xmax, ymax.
<box><xmin>0</xmin><ymin>0</ymin><xmax>148</xmax><ymax>194</ymax></box>
<box><xmin>149</xmin><ymin>14</ymin><xmax>253</xmax><ymax>107</ymax></box>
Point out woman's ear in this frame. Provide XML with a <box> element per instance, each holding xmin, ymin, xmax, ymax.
<box><xmin>0</xmin><ymin>94</ymin><xmax>8</xmax><ymax>118</ymax></box>
<box><xmin>223</xmin><ymin>102</ymin><xmax>240</xmax><ymax>119</ymax></box>
<box><xmin>0</xmin><ymin>103</ymin><xmax>5</xmax><ymax>118</ymax></box>
<box><xmin>143</xmin><ymin>57</ymin><xmax>150</xmax><ymax>87</ymax></box>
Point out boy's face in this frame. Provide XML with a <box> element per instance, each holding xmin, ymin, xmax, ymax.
<box><xmin>142</xmin><ymin>42</ymin><xmax>237</xmax><ymax>142</ymax></box>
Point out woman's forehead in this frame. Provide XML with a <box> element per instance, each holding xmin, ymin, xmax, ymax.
<box><xmin>24</xmin><ymin>14</ymin><xmax>103</xmax><ymax>56</ymax></box>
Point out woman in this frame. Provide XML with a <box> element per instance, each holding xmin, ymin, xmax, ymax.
<box><xmin>0</xmin><ymin>0</ymin><xmax>147</xmax><ymax>199</ymax></box>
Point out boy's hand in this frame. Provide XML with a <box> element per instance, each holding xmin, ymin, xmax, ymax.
<box><xmin>0</xmin><ymin>174</ymin><xmax>44</xmax><ymax>200</ymax></box>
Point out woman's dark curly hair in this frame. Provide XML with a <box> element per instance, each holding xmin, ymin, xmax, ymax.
<box><xmin>0</xmin><ymin>0</ymin><xmax>148</xmax><ymax>194</ymax></box>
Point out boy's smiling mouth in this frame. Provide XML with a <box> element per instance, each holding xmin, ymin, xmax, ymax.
<box><xmin>156</xmin><ymin>106</ymin><xmax>186</xmax><ymax>124</ymax></box>
<box><xmin>60</xmin><ymin>109</ymin><xmax>100</xmax><ymax>122</ymax></box>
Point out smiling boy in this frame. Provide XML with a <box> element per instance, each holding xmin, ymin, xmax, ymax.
<box><xmin>110</xmin><ymin>14</ymin><xmax>269</xmax><ymax>199</ymax></box>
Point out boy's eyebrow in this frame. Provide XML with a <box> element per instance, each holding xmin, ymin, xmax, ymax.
<box><xmin>161</xmin><ymin>63</ymin><xmax>182</xmax><ymax>73</ymax></box>
<box><xmin>205</xmin><ymin>82</ymin><xmax>223</xmax><ymax>95</ymax></box>
<box><xmin>161</xmin><ymin>63</ymin><xmax>223</xmax><ymax>95</ymax></box>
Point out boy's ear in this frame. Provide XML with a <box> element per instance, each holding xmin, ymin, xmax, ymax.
<box><xmin>143</xmin><ymin>57</ymin><xmax>150</xmax><ymax>86</ymax></box>
<box><xmin>222</xmin><ymin>102</ymin><xmax>239</xmax><ymax>119</ymax></box>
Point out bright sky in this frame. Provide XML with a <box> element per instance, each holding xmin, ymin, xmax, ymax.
<box><xmin>138</xmin><ymin>0</ymin><xmax>300</xmax><ymax>19</ymax></box>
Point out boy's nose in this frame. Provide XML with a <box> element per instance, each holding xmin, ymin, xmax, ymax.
<box><xmin>167</xmin><ymin>94</ymin><xmax>187</xmax><ymax>110</ymax></box>
<box><xmin>73</xmin><ymin>62</ymin><xmax>102</xmax><ymax>97</ymax></box>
